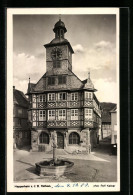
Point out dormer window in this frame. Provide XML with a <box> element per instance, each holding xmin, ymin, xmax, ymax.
<box><xmin>48</xmin><ymin>77</ymin><xmax>55</xmax><ymax>85</ymax></box>
<box><xmin>58</xmin><ymin>75</ymin><xmax>66</xmax><ymax>84</ymax></box>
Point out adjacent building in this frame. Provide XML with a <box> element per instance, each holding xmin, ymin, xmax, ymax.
<box><xmin>100</xmin><ymin>102</ymin><xmax>116</xmax><ymax>139</ymax></box>
<box><xmin>27</xmin><ymin>19</ymin><xmax>101</xmax><ymax>153</ymax></box>
<box><xmin>110</xmin><ymin>106</ymin><xmax>117</xmax><ymax>145</ymax></box>
<box><xmin>13</xmin><ymin>86</ymin><xmax>30</xmax><ymax>148</ymax></box>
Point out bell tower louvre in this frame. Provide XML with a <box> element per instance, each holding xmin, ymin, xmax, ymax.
<box><xmin>27</xmin><ymin>18</ymin><xmax>101</xmax><ymax>153</ymax></box>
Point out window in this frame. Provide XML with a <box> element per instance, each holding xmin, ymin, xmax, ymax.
<box><xmin>39</xmin><ymin>110</ymin><xmax>46</xmax><ymax>121</ymax></box>
<box><xmin>71</xmin><ymin>93</ymin><xmax>78</xmax><ymax>101</ymax></box>
<box><xmin>85</xmin><ymin>109</ymin><xmax>92</xmax><ymax>119</ymax></box>
<box><xmin>58</xmin><ymin>109</ymin><xmax>66</xmax><ymax>120</ymax></box>
<box><xmin>58</xmin><ymin>75</ymin><xmax>66</xmax><ymax>84</ymax></box>
<box><xmin>48</xmin><ymin>93</ymin><xmax>55</xmax><ymax>101</ymax></box>
<box><xmin>48</xmin><ymin>110</ymin><xmax>55</xmax><ymax>120</ymax></box>
<box><xmin>18</xmin><ymin>108</ymin><xmax>22</xmax><ymax>114</ymax></box>
<box><xmin>69</xmin><ymin>132</ymin><xmax>80</xmax><ymax>144</ymax></box>
<box><xmin>39</xmin><ymin>95</ymin><xmax>45</xmax><ymax>102</ymax></box>
<box><xmin>71</xmin><ymin>109</ymin><xmax>78</xmax><ymax>120</ymax></box>
<box><xmin>85</xmin><ymin>92</ymin><xmax>92</xmax><ymax>99</ymax></box>
<box><xmin>39</xmin><ymin>132</ymin><xmax>49</xmax><ymax>144</ymax></box>
<box><xmin>19</xmin><ymin>131</ymin><xmax>22</xmax><ymax>138</ymax></box>
<box><xmin>18</xmin><ymin>118</ymin><xmax>21</xmax><ymax>125</ymax></box>
<box><xmin>48</xmin><ymin>77</ymin><xmax>55</xmax><ymax>85</ymax></box>
<box><xmin>58</xmin><ymin>92</ymin><xmax>67</xmax><ymax>100</ymax></box>
<box><xmin>53</xmin><ymin>60</ymin><xmax>61</xmax><ymax>68</ymax></box>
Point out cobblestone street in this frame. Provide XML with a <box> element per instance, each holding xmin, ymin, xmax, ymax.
<box><xmin>14</xmin><ymin>139</ymin><xmax>117</xmax><ymax>183</ymax></box>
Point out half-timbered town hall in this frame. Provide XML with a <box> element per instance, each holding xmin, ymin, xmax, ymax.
<box><xmin>27</xmin><ymin>19</ymin><xmax>101</xmax><ymax>153</ymax></box>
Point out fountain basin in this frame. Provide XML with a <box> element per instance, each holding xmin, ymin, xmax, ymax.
<box><xmin>35</xmin><ymin>159</ymin><xmax>74</xmax><ymax>176</ymax></box>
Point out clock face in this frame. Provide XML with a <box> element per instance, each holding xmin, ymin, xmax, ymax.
<box><xmin>51</xmin><ymin>47</ymin><xmax>62</xmax><ymax>60</ymax></box>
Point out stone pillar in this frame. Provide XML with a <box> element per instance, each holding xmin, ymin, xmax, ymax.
<box><xmin>81</xmin><ymin>129</ymin><xmax>91</xmax><ymax>154</ymax></box>
<box><xmin>86</xmin><ymin>129</ymin><xmax>91</xmax><ymax>154</ymax></box>
<box><xmin>31</xmin><ymin>130</ymin><xmax>38</xmax><ymax>151</ymax></box>
<box><xmin>51</xmin><ymin>130</ymin><xmax>57</xmax><ymax>162</ymax></box>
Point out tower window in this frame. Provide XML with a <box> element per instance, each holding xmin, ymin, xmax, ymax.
<box><xmin>48</xmin><ymin>77</ymin><xmax>55</xmax><ymax>85</ymax></box>
<box><xmin>58</xmin><ymin>75</ymin><xmax>66</xmax><ymax>84</ymax></box>
<box><xmin>53</xmin><ymin>60</ymin><xmax>61</xmax><ymax>68</ymax></box>
<box><xmin>69</xmin><ymin>132</ymin><xmax>80</xmax><ymax>145</ymax></box>
<box><xmin>39</xmin><ymin>132</ymin><xmax>49</xmax><ymax>144</ymax></box>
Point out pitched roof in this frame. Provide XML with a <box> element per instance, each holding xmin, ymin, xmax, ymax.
<box><xmin>100</xmin><ymin>102</ymin><xmax>116</xmax><ymax>123</ymax></box>
<box><xmin>13</xmin><ymin>88</ymin><xmax>29</xmax><ymax>108</ymax></box>
<box><xmin>110</xmin><ymin>105</ymin><xmax>117</xmax><ymax>112</ymax></box>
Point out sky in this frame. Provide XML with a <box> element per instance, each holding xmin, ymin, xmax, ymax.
<box><xmin>13</xmin><ymin>14</ymin><xmax>117</xmax><ymax>103</ymax></box>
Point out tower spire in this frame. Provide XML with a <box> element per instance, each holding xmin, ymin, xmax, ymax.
<box><xmin>59</xmin><ymin>14</ymin><xmax>61</xmax><ymax>21</ymax></box>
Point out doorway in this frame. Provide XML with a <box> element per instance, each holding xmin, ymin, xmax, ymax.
<box><xmin>57</xmin><ymin>132</ymin><xmax>64</xmax><ymax>149</ymax></box>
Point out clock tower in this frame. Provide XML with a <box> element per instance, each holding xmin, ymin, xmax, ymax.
<box><xmin>27</xmin><ymin>18</ymin><xmax>101</xmax><ymax>154</ymax></box>
<box><xmin>44</xmin><ymin>19</ymin><xmax>74</xmax><ymax>77</ymax></box>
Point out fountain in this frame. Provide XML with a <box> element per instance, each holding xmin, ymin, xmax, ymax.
<box><xmin>35</xmin><ymin>131</ymin><xmax>74</xmax><ymax>176</ymax></box>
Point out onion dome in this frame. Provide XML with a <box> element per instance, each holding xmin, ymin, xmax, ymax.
<box><xmin>53</xmin><ymin>19</ymin><xmax>67</xmax><ymax>33</ymax></box>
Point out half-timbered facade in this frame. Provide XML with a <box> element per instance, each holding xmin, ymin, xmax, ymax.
<box><xmin>27</xmin><ymin>19</ymin><xmax>101</xmax><ymax>153</ymax></box>
<box><xmin>13</xmin><ymin>86</ymin><xmax>30</xmax><ymax>148</ymax></box>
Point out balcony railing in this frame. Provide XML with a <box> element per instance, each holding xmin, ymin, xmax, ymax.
<box><xmin>47</xmin><ymin>120</ymin><xmax>67</xmax><ymax>128</ymax></box>
<box><xmin>33</xmin><ymin>119</ymin><xmax>99</xmax><ymax>129</ymax></box>
<box><xmin>30</xmin><ymin>100</ymin><xmax>96</xmax><ymax>109</ymax></box>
